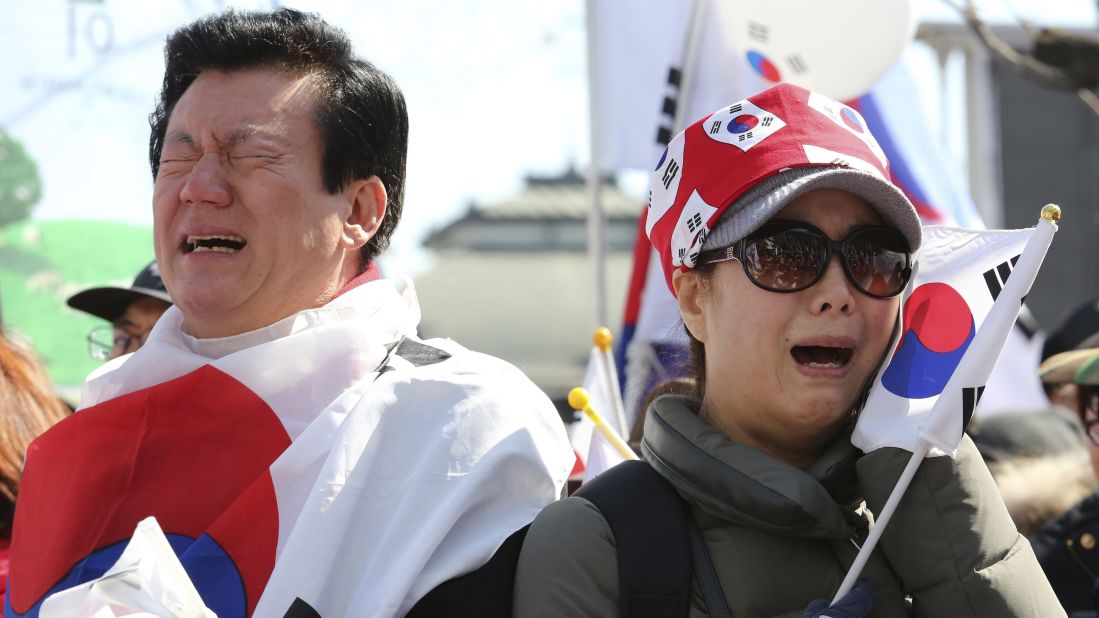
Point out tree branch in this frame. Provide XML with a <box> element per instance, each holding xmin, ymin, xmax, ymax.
<box><xmin>953</xmin><ymin>0</ymin><xmax>1079</xmax><ymax>90</ymax></box>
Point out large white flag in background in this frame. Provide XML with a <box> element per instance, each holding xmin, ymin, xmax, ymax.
<box><xmin>853</xmin><ymin>213</ymin><xmax>1059</xmax><ymax>457</ymax></box>
<box><xmin>588</xmin><ymin>0</ymin><xmax>915</xmax><ymax>172</ymax></box>
<box><xmin>588</xmin><ymin>1</ymin><xmax>744</xmax><ymax>171</ymax></box>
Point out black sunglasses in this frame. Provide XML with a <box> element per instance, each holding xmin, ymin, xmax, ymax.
<box><xmin>697</xmin><ymin>219</ymin><xmax>913</xmax><ymax>298</ymax></box>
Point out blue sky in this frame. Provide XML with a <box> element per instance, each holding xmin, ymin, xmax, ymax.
<box><xmin>2</xmin><ymin>0</ymin><xmax>1094</xmax><ymax>275</ymax></box>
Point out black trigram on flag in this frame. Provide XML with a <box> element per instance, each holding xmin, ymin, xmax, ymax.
<box><xmin>710</xmin><ymin>120</ymin><xmax>722</xmax><ymax>134</ymax></box>
<box><xmin>748</xmin><ymin>21</ymin><xmax>769</xmax><ymax>42</ymax></box>
<box><xmin>787</xmin><ymin>54</ymin><xmax>808</xmax><ymax>74</ymax></box>
<box><xmin>686</xmin><ymin>212</ymin><xmax>703</xmax><ymax>233</ymax></box>
<box><xmin>729</xmin><ymin>102</ymin><xmax>743</xmax><ymax>115</ymax></box>
<box><xmin>982</xmin><ymin>254</ymin><xmax>1021</xmax><ymax>300</ymax></box>
<box><xmin>961</xmin><ymin>386</ymin><xmax>986</xmax><ymax>429</ymax></box>
<box><xmin>661</xmin><ymin>159</ymin><xmax>680</xmax><ymax>189</ymax></box>
<box><xmin>655</xmin><ymin>67</ymin><xmax>682</xmax><ymax>147</ymax></box>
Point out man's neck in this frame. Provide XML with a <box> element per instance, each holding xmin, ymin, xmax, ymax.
<box><xmin>335</xmin><ymin>261</ymin><xmax>383</xmax><ymax>298</ymax></box>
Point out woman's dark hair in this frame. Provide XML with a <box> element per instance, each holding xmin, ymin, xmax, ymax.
<box><xmin>629</xmin><ymin>377</ymin><xmax>697</xmax><ymax>451</ymax></box>
<box><xmin>0</xmin><ymin>335</ymin><xmax>69</xmax><ymax>537</ymax></box>
<box><xmin>148</xmin><ymin>8</ymin><xmax>409</xmax><ymax>268</ymax></box>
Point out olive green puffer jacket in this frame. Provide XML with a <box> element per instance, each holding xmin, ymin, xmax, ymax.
<box><xmin>513</xmin><ymin>395</ymin><xmax>1063</xmax><ymax>617</ymax></box>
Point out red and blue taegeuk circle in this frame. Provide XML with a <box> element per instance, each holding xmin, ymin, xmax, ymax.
<box><xmin>727</xmin><ymin>114</ymin><xmax>759</xmax><ymax>134</ymax></box>
<box><xmin>841</xmin><ymin>107</ymin><xmax>865</xmax><ymax>132</ymax></box>
<box><xmin>746</xmin><ymin>50</ymin><xmax>781</xmax><ymax>82</ymax></box>
<box><xmin>881</xmin><ymin>283</ymin><xmax>975</xmax><ymax>399</ymax></box>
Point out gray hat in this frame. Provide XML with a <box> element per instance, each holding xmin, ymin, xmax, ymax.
<box><xmin>702</xmin><ymin>166</ymin><xmax>923</xmax><ymax>254</ymax></box>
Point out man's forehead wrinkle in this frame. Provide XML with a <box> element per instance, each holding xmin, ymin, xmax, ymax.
<box><xmin>225</xmin><ymin>124</ymin><xmax>296</xmax><ymax>150</ymax></box>
<box><xmin>166</xmin><ymin>123</ymin><xmax>292</xmax><ymax>150</ymax></box>
<box><xmin>224</xmin><ymin>126</ymin><xmax>260</xmax><ymax>145</ymax></box>
<box><xmin>166</xmin><ymin>130</ymin><xmax>196</xmax><ymax>147</ymax></box>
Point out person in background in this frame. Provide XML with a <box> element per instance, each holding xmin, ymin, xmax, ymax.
<box><xmin>967</xmin><ymin>409</ymin><xmax>1093</xmax><ymax>537</ymax></box>
<box><xmin>66</xmin><ymin>260</ymin><xmax>172</xmax><ymax>361</ymax></box>
<box><xmin>0</xmin><ymin>333</ymin><xmax>69</xmax><ymax>607</ymax></box>
<box><xmin>1032</xmin><ymin>347</ymin><xmax>1099</xmax><ymax>615</ymax></box>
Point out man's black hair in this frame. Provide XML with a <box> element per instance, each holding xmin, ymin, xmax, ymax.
<box><xmin>148</xmin><ymin>8</ymin><xmax>408</xmax><ymax>267</ymax></box>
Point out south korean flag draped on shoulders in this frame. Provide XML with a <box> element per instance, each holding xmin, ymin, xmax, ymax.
<box><xmin>7</xmin><ymin>278</ymin><xmax>572</xmax><ymax>618</ymax></box>
<box><xmin>853</xmin><ymin>216</ymin><xmax>1058</xmax><ymax>456</ymax></box>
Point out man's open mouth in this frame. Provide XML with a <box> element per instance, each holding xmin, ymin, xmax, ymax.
<box><xmin>791</xmin><ymin>345</ymin><xmax>854</xmax><ymax>369</ymax></box>
<box><xmin>185</xmin><ymin>235</ymin><xmax>247</xmax><ymax>254</ymax></box>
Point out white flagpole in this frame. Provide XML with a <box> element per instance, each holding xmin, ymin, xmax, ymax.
<box><xmin>569</xmin><ymin>387</ymin><xmax>638</xmax><ymax>462</ymax></box>
<box><xmin>584</xmin><ymin>0</ymin><xmax>609</xmax><ymax>329</ymax></box>
<box><xmin>672</xmin><ymin>0</ymin><xmax>709</xmax><ymax>139</ymax></box>
<box><xmin>593</xmin><ymin>327</ymin><xmax>630</xmax><ymax>436</ymax></box>
<box><xmin>831</xmin><ymin>206</ymin><xmax>1060</xmax><ymax>603</ymax></box>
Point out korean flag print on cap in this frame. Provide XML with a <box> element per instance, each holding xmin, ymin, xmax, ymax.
<box><xmin>702</xmin><ymin>99</ymin><xmax>786</xmax><ymax>153</ymax></box>
<box><xmin>645</xmin><ymin>83</ymin><xmax>919</xmax><ymax>297</ymax></box>
<box><xmin>806</xmin><ymin>91</ymin><xmax>887</xmax><ymax>167</ymax></box>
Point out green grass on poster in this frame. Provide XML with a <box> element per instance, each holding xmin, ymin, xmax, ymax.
<box><xmin>1</xmin><ymin>219</ymin><xmax>155</xmax><ymax>392</ymax></box>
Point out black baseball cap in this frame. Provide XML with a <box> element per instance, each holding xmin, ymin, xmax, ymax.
<box><xmin>67</xmin><ymin>261</ymin><xmax>172</xmax><ymax>323</ymax></box>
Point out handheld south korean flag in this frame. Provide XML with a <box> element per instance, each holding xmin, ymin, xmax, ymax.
<box><xmin>835</xmin><ymin>207</ymin><xmax>1059</xmax><ymax>602</ymax></box>
<box><xmin>852</xmin><ymin>206</ymin><xmax>1061</xmax><ymax>457</ymax></box>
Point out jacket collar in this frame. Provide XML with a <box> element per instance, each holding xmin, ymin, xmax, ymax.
<box><xmin>641</xmin><ymin>394</ymin><xmax>860</xmax><ymax>540</ymax></box>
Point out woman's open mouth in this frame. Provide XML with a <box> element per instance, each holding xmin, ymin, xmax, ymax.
<box><xmin>791</xmin><ymin>345</ymin><xmax>854</xmax><ymax>369</ymax></box>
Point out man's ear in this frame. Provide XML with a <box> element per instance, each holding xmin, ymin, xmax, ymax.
<box><xmin>341</xmin><ymin>176</ymin><xmax>387</xmax><ymax>250</ymax></box>
<box><xmin>672</xmin><ymin>269</ymin><xmax>708</xmax><ymax>344</ymax></box>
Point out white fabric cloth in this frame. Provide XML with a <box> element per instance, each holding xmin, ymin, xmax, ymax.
<box><xmin>77</xmin><ymin>278</ymin><xmax>572</xmax><ymax>617</ymax></box>
<box><xmin>40</xmin><ymin>517</ymin><xmax>215</xmax><ymax>618</ymax></box>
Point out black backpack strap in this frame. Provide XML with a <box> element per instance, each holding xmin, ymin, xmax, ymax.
<box><xmin>689</xmin><ymin>522</ymin><xmax>732</xmax><ymax>618</ymax></box>
<box><xmin>574</xmin><ymin>460</ymin><xmax>692</xmax><ymax>618</ymax></box>
<box><xmin>405</xmin><ymin>524</ymin><xmax>529</xmax><ymax>618</ymax></box>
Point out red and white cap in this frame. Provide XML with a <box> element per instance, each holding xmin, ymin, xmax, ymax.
<box><xmin>646</xmin><ymin>83</ymin><xmax>922</xmax><ymax>297</ymax></box>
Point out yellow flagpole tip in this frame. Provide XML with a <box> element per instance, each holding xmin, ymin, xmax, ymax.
<box><xmin>568</xmin><ymin>387</ymin><xmax>591</xmax><ymax>411</ymax></box>
<box><xmin>593</xmin><ymin>327</ymin><xmax>614</xmax><ymax>351</ymax></box>
<box><xmin>1041</xmin><ymin>203</ymin><xmax>1061</xmax><ymax>223</ymax></box>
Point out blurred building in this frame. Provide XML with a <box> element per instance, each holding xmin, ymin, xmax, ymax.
<box><xmin>414</xmin><ymin>168</ymin><xmax>641</xmax><ymax>414</ymax></box>
<box><xmin>918</xmin><ymin>20</ymin><xmax>1099</xmax><ymax>333</ymax></box>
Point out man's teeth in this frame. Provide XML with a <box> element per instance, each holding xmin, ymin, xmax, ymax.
<box><xmin>807</xmin><ymin>361</ymin><xmax>843</xmax><ymax>368</ymax></box>
<box><xmin>192</xmin><ymin>245</ymin><xmax>239</xmax><ymax>253</ymax></box>
<box><xmin>186</xmin><ymin>234</ymin><xmax>246</xmax><ymax>253</ymax></box>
